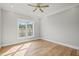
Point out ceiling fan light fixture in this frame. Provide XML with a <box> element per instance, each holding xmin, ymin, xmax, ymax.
<box><xmin>28</xmin><ymin>3</ymin><xmax>49</xmax><ymax>12</ymax></box>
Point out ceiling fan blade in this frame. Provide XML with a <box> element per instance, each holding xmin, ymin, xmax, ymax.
<box><xmin>28</xmin><ymin>4</ymin><xmax>49</xmax><ymax>12</ymax></box>
<box><xmin>33</xmin><ymin>8</ymin><xmax>37</xmax><ymax>12</ymax></box>
<box><xmin>28</xmin><ymin>4</ymin><xmax>36</xmax><ymax>7</ymax></box>
<box><xmin>39</xmin><ymin>8</ymin><xmax>44</xmax><ymax>12</ymax></box>
<box><xmin>40</xmin><ymin>5</ymin><xmax>49</xmax><ymax>8</ymax></box>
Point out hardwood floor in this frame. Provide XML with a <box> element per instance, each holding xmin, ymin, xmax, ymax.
<box><xmin>0</xmin><ymin>39</ymin><xmax>79</xmax><ymax>56</ymax></box>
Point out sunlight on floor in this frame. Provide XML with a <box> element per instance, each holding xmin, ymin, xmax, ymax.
<box><xmin>14</xmin><ymin>49</ymin><xmax>27</xmax><ymax>56</ymax></box>
<box><xmin>1</xmin><ymin>43</ymin><xmax>32</xmax><ymax>56</ymax></box>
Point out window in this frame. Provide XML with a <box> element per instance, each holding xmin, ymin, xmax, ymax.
<box><xmin>17</xmin><ymin>19</ymin><xmax>34</xmax><ymax>39</ymax></box>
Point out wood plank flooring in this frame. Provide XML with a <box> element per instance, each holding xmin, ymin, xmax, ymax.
<box><xmin>0</xmin><ymin>39</ymin><xmax>79</xmax><ymax>56</ymax></box>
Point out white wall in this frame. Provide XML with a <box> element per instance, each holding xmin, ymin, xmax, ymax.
<box><xmin>0</xmin><ymin>9</ymin><xmax>2</xmax><ymax>47</ymax></box>
<box><xmin>33</xmin><ymin>18</ymin><xmax>41</xmax><ymax>39</ymax></box>
<box><xmin>2</xmin><ymin>10</ymin><xmax>40</xmax><ymax>46</ymax></box>
<box><xmin>41</xmin><ymin>6</ymin><xmax>79</xmax><ymax>49</ymax></box>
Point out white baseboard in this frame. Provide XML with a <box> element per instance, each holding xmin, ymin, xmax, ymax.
<box><xmin>41</xmin><ymin>38</ymin><xmax>79</xmax><ymax>50</ymax></box>
<box><xmin>1</xmin><ymin>39</ymin><xmax>37</xmax><ymax>47</ymax></box>
<box><xmin>2</xmin><ymin>38</ymin><xmax>79</xmax><ymax>50</ymax></box>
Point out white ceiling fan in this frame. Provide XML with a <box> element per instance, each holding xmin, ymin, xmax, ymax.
<box><xmin>28</xmin><ymin>3</ymin><xmax>49</xmax><ymax>12</ymax></box>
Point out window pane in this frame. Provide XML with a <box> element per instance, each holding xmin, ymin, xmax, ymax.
<box><xmin>19</xmin><ymin>24</ymin><xmax>26</xmax><ymax>37</ymax></box>
<box><xmin>27</xmin><ymin>24</ymin><xmax>33</xmax><ymax>36</ymax></box>
<box><xmin>17</xmin><ymin>19</ymin><xmax>34</xmax><ymax>39</ymax></box>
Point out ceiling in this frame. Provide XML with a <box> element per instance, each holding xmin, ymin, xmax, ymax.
<box><xmin>0</xmin><ymin>3</ymin><xmax>79</xmax><ymax>18</ymax></box>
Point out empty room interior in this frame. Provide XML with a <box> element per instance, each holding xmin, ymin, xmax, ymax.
<box><xmin>0</xmin><ymin>3</ymin><xmax>79</xmax><ymax>56</ymax></box>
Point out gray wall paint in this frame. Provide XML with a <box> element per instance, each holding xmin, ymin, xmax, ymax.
<box><xmin>2</xmin><ymin>10</ymin><xmax>40</xmax><ymax>46</ymax></box>
<box><xmin>0</xmin><ymin>9</ymin><xmax>1</xmax><ymax>46</ymax></box>
<box><xmin>2</xmin><ymin>10</ymin><xmax>17</xmax><ymax>46</ymax></box>
<box><xmin>41</xmin><ymin>6</ymin><xmax>79</xmax><ymax>47</ymax></box>
<box><xmin>33</xmin><ymin>18</ymin><xmax>40</xmax><ymax>39</ymax></box>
